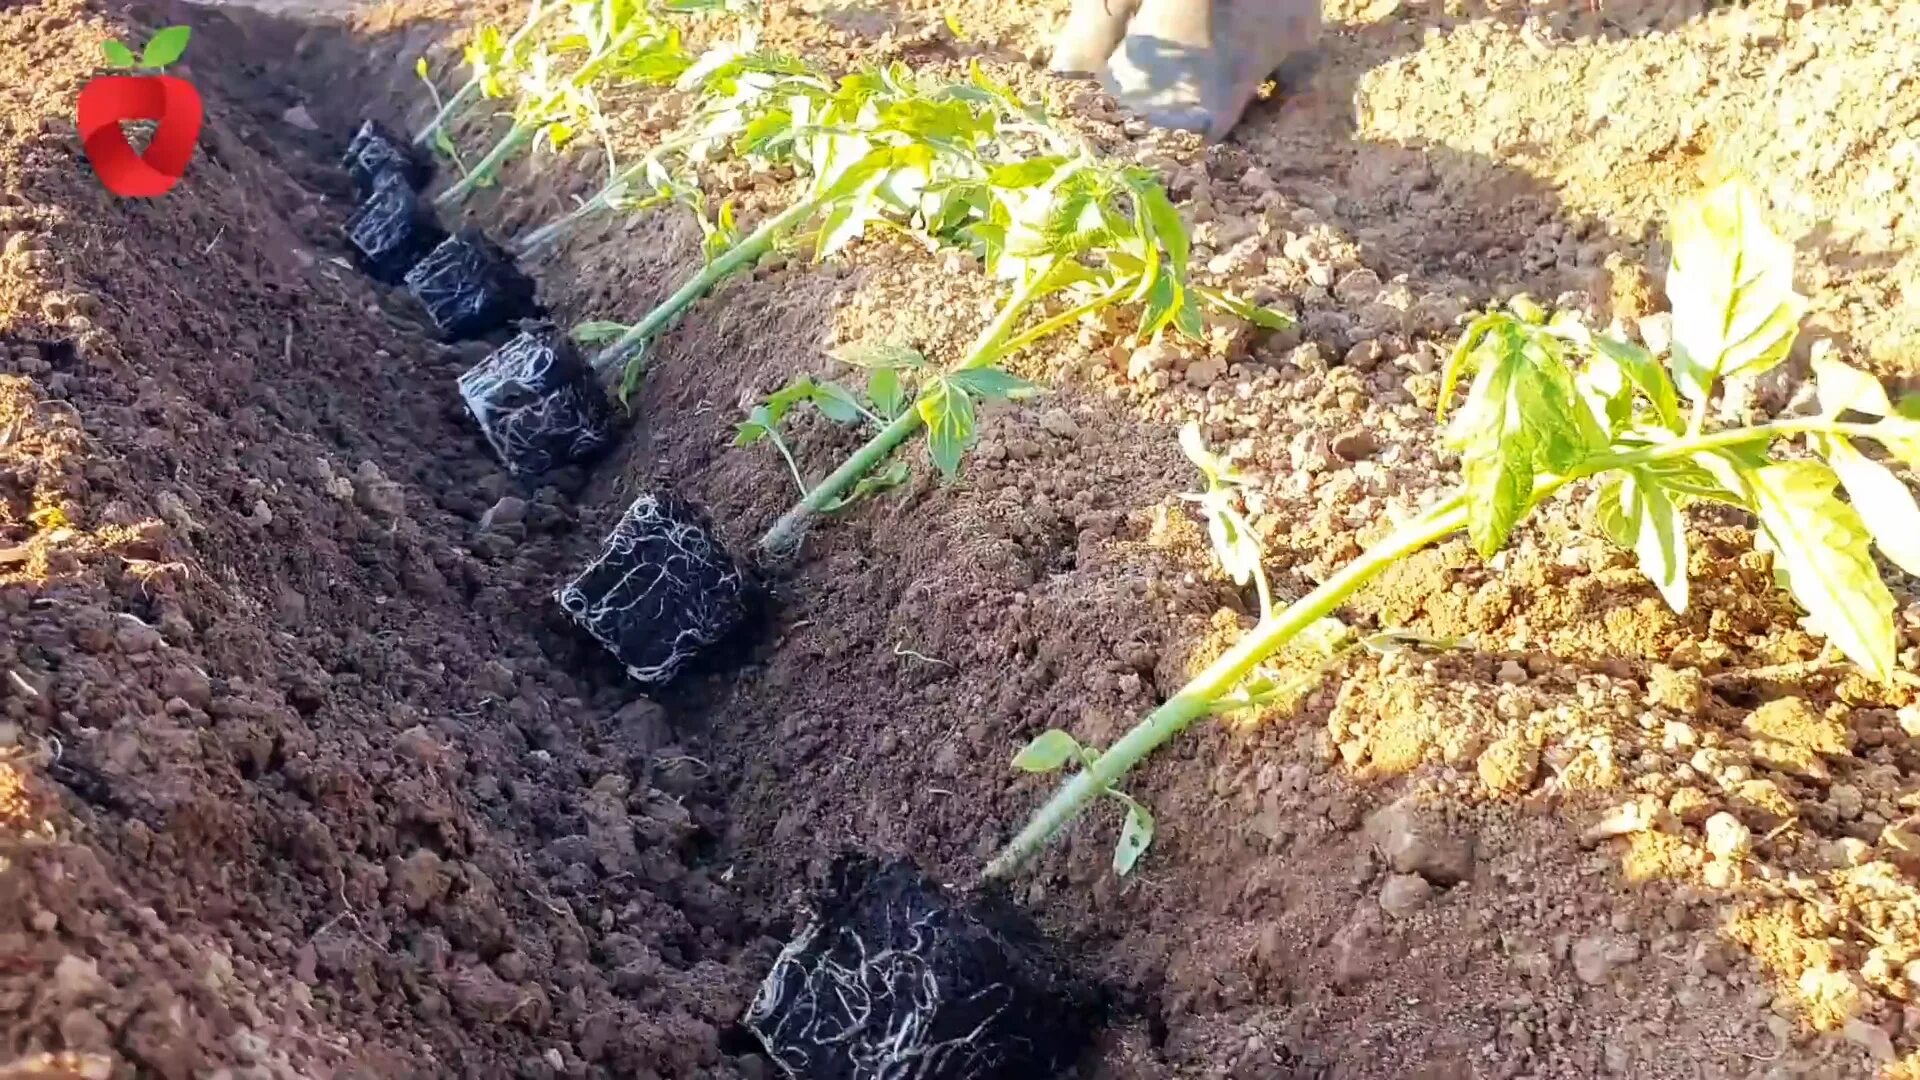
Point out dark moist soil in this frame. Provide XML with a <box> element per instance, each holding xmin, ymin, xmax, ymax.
<box><xmin>6</xmin><ymin>0</ymin><xmax>1920</xmax><ymax>1079</ymax></box>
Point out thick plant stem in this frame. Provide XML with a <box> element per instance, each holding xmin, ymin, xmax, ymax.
<box><xmin>588</xmin><ymin>196</ymin><xmax>828</xmax><ymax>375</ymax></box>
<box><xmin>757</xmin><ymin>266</ymin><xmax>1057</xmax><ymax>556</ymax></box>
<box><xmin>981</xmin><ymin>495</ymin><xmax>1470</xmax><ymax>883</ymax></box>
<box><xmin>436</xmin><ymin>124</ymin><xmax>533</xmax><ymax>208</ymax></box>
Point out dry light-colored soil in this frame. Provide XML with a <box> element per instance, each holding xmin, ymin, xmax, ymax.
<box><xmin>4</xmin><ymin>0</ymin><xmax>1920</xmax><ymax>1077</ymax></box>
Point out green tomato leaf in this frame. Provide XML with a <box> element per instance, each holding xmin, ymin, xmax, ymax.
<box><xmin>1824</xmin><ymin>436</ymin><xmax>1920</xmax><ymax>577</ymax></box>
<box><xmin>948</xmin><ymin>367</ymin><xmax>1039</xmax><ymax>402</ymax></box>
<box><xmin>1012</xmin><ymin>729</ymin><xmax>1083</xmax><ymax>773</ymax></box>
<box><xmin>101</xmin><ymin>39</ymin><xmax>137</xmax><ymax>67</ymax></box>
<box><xmin>733</xmin><ymin>404</ymin><xmax>775</xmax><ymax>447</ymax></box>
<box><xmin>1195</xmin><ymin>285</ymin><xmax>1293</xmax><ymax>330</ymax></box>
<box><xmin>1749</xmin><ymin>460</ymin><xmax>1897</xmax><ymax>682</ymax></box>
<box><xmin>572</xmin><ymin>320</ymin><xmax>631</xmax><ymax>345</ymax></box>
<box><xmin>1592</xmin><ymin>335</ymin><xmax>1682</xmax><ymax>432</ymax></box>
<box><xmin>1664</xmin><ymin>179</ymin><xmax>1806</xmax><ymax>404</ymax></box>
<box><xmin>988</xmin><ymin>157</ymin><xmax>1064</xmax><ymax>189</ymax></box>
<box><xmin>818</xmin><ymin>459</ymin><xmax>910</xmax><ymax>513</ymax></box>
<box><xmin>142</xmin><ymin>26</ymin><xmax>192</xmax><ymax>69</ymax></box>
<box><xmin>1123</xmin><ymin>168</ymin><xmax>1189</xmax><ymax>271</ymax></box>
<box><xmin>868</xmin><ymin>366</ymin><xmax>905</xmax><ymax>419</ymax></box>
<box><xmin>1811</xmin><ymin>348</ymin><xmax>1891</xmax><ymax>418</ymax></box>
<box><xmin>1112</xmin><ymin>794</ymin><xmax>1155</xmax><ymax>876</ymax></box>
<box><xmin>917</xmin><ymin>377</ymin><xmax>976</xmax><ymax>478</ymax></box>
<box><xmin>808</xmin><ymin>380</ymin><xmax>866</xmax><ymax>424</ymax></box>
<box><xmin>1609</xmin><ymin>468</ymin><xmax>1691</xmax><ymax>614</ymax></box>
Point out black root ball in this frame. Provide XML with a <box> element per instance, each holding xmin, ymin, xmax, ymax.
<box><xmin>343</xmin><ymin>118</ymin><xmax>433</xmax><ymax>198</ymax></box>
<box><xmin>458</xmin><ymin>323</ymin><xmax>618</xmax><ymax>477</ymax></box>
<box><xmin>344</xmin><ymin>169</ymin><xmax>448</xmax><ymax>285</ymax></box>
<box><xmin>554</xmin><ymin>491</ymin><xmax>747</xmax><ymax>685</ymax></box>
<box><xmin>745</xmin><ymin>856</ymin><xmax>1099</xmax><ymax>1080</ymax></box>
<box><xmin>404</xmin><ymin>228</ymin><xmax>541</xmax><ymax>341</ymax></box>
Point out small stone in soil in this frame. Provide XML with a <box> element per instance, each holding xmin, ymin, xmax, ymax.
<box><xmin>458</xmin><ymin>324</ymin><xmax>618</xmax><ymax>477</ymax></box>
<box><xmin>344</xmin><ymin>170</ymin><xmax>447</xmax><ymax>285</ymax></box>
<box><xmin>404</xmin><ymin>228</ymin><xmax>541</xmax><ymax>341</ymax></box>
<box><xmin>343</xmin><ymin>118</ymin><xmax>432</xmax><ymax>198</ymax></box>
<box><xmin>554</xmin><ymin>491</ymin><xmax>747</xmax><ymax>685</ymax></box>
<box><xmin>745</xmin><ymin>856</ymin><xmax>1099</xmax><ymax>1079</ymax></box>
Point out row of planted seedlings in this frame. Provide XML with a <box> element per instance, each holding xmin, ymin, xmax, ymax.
<box><xmin>339</xmin><ymin>4</ymin><xmax>1920</xmax><ymax>1076</ymax></box>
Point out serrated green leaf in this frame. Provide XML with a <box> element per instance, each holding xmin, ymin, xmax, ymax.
<box><xmin>1664</xmin><ymin>179</ymin><xmax>1806</xmax><ymax>404</ymax></box>
<box><xmin>142</xmin><ymin>26</ymin><xmax>191</xmax><ymax>69</ymax></box>
<box><xmin>1592</xmin><ymin>335</ymin><xmax>1682</xmax><ymax>432</ymax></box>
<box><xmin>1012</xmin><ymin>729</ymin><xmax>1082</xmax><ymax>773</ymax></box>
<box><xmin>818</xmin><ymin>458</ymin><xmax>910</xmax><ymax>513</ymax></box>
<box><xmin>809</xmin><ymin>380</ymin><xmax>866</xmax><ymax>424</ymax></box>
<box><xmin>917</xmin><ymin>377</ymin><xmax>976</xmax><ymax>478</ymax></box>
<box><xmin>101</xmin><ymin>39</ymin><xmax>137</xmax><ymax>67</ymax></box>
<box><xmin>1749</xmin><ymin>461</ymin><xmax>1897</xmax><ymax>682</ymax></box>
<box><xmin>1812</xmin><ymin>349</ymin><xmax>1891</xmax><ymax>418</ymax></box>
<box><xmin>1195</xmin><ymin>285</ymin><xmax>1293</xmax><ymax>330</ymax></box>
<box><xmin>1620</xmin><ymin>468</ymin><xmax>1690</xmax><ymax>613</ymax></box>
<box><xmin>988</xmin><ymin>158</ymin><xmax>1063</xmax><ymax>189</ymax></box>
<box><xmin>1112</xmin><ymin>795</ymin><xmax>1154</xmax><ymax>876</ymax></box>
<box><xmin>1824</xmin><ymin>436</ymin><xmax>1920</xmax><ymax>577</ymax></box>
<box><xmin>1126</xmin><ymin>169</ymin><xmax>1189</xmax><ymax>271</ymax></box>
<box><xmin>868</xmin><ymin>366</ymin><xmax>904</xmax><ymax>419</ymax></box>
<box><xmin>572</xmin><ymin>321</ymin><xmax>631</xmax><ymax>344</ymax></box>
<box><xmin>948</xmin><ymin>367</ymin><xmax>1038</xmax><ymax>402</ymax></box>
<box><xmin>733</xmin><ymin>404</ymin><xmax>775</xmax><ymax>446</ymax></box>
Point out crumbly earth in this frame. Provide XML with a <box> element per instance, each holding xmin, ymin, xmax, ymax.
<box><xmin>4</xmin><ymin>1</ymin><xmax>1918</xmax><ymax>1079</ymax></box>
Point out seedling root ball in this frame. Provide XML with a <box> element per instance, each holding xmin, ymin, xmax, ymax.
<box><xmin>404</xmin><ymin>228</ymin><xmax>541</xmax><ymax>341</ymax></box>
<box><xmin>457</xmin><ymin>324</ymin><xmax>617</xmax><ymax>477</ymax></box>
<box><xmin>343</xmin><ymin>118</ymin><xmax>433</xmax><ymax>198</ymax></box>
<box><xmin>745</xmin><ymin>856</ymin><xmax>1097</xmax><ymax>1079</ymax></box>
<box><xmin>554</xmin><ymin>491</ymin><xmax>746</xmax><ymax>685</ymax></box>
<box><xmin>344</xmin><ymin>170</ymin><xmax>447</xmax><ymax>285</ymax></box>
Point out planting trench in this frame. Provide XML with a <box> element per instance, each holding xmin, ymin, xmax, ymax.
<box><xmin>6</xmin><ymin>0</ymin><xmax>1920</xmax><ymax>1078</ymax></box>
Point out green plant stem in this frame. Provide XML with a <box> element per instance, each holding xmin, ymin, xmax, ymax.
<box><xmin>1585</xmin><ymin>417</ymin><xmax>1890</xmax><ymax>474</ymax></box>
<box><xmin>413</xmin><ymin>1</ymin><xmax>560</xmax><ymax>148</ymax></box>
<box><xmin>588</xmin><ymin>195</ymin><xmax>828</xmax><ymax>375</ymax></box>
<box><xmin>436</xmin><ymin>123</ymin><xmax>533</xmax><ymax>207</ymax></box>
<box><xmin>981</xmin><ymin>494</ymin><xmax>1469</xmax><ymax>882</ymax></box>
<box><xmin>756</xmin><ymin>264</ymin><xmax>1058</xmax><ymax>555</ymax></box>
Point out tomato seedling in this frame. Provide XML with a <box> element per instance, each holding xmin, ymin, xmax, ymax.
<box><xmin>983</xmin><ymin>178</ymin><xmax>1920</xmax><ymax>881</ymax></box>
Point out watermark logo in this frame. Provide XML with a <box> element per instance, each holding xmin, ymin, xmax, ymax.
<box><xmin>78</xmin><ymin>26</ymin><xmax>204</xmax><ymax>198</ymax></box>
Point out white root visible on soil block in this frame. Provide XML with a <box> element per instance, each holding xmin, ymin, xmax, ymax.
<box><xmin>554</xmin><ymin>491</ymin><xmax>746</xmax><ymax>685</ymax></box>
<box><xmin>344</xmin><ymin>169</ymin><xmax>446</xmax><ymax>285</ymax></box>
<box><xmin>343</xmin><ymin>118</ymin><xmax>432</xmax><ymax>198</ymax></box>
<box><xmin>456</xmin><ymin>324</ymin><xmax>617</xmax><ymax>476</ymax></box>
<box><xmin>745</xmin><ymin>858</ymin><xmax>1097</xmax><ymax>1080</ymax></box>
<box><xmin>403</xmin><ymin>228</ymin><xmax>540</xmax><ymax>341</ymax></box>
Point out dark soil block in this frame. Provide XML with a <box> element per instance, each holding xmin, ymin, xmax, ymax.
<box><xmin>343</xmin><ymin>118</ymin><xmax>432</xmax><ymax>198</ymax></box>
<box><xmin>404</xmin><ymin>228</ymin><xmax>541</xmax><ymax>341</ymax></box>
<box><xmin>554</xmin><ymin>491</ymin><xmax>747</xmax><ymax>685</ymax></box>
<box><xmin>745</xmin><ymin>856</ymin><xmax>1099</xmax><ymax>1079</ymax></box>
<box><xmin>344</xmin><ymin>170</ymin><xmax>447</xmax><ymax>285</ymax></box>
<box><xmin>457</xmin><ymin>324</ymin><xmax>618</xmax><ymax>477</ymax></box>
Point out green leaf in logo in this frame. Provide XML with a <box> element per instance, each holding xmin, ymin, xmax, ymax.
<box><xmin>142</xmin><ymin>26</ymin><xmax>193</xmax><ymax>70</ymax></box>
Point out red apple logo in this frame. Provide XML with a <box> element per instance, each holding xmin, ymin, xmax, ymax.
<box><xmin>78</xmin><ymin>26</ymin><xmax>204</xmax><ymax>198</ymax></box>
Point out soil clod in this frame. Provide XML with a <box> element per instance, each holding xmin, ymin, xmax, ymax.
<box><xmin>457</xmin><ymin>323</ymin><xmax>618</xmax><ymax>477</ymax></box>
<box><xmin>344</xmin><ymin>169</ymin><xmax>447</xmax><ymax>285</ymax></box>
<box><xmin>745</xmin><ymin>856</ymin><xmax>1098</xmax><ymax>1079</ymax></box>
<box><xmin>343</xmin><ymin>118</ymin><xmax>432</xmax><ymax>198</ymax></box>
<box><xmin>404</xmin><ymin>228</ymin><xmax>541</xmax><ymax>341</ymax></box>
<box><xmin>554</xmin><ymin>490</ymin><xmax>747</xmax><ymax>685</ymax></box>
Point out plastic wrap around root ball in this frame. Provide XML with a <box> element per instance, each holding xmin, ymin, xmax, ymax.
<box><xmin>746</xmin><ymin>856</ymin><xmax>1099</xmax><ymax>1080</ymax></box>
<box><xmin>554</xmin><ymin>491</ymin><xmax>747</xmax><ymax>685</ymax></box>
<box><xmin>404</xmin><ymin>228</ymin><xmax>541</xmax><ymax>341</ymax></box>
<box><xmin>343</xmin><ymin>118</ymin><xmax>432</xmax><ymax>198</ymax></box>
<box><xmin>457</xmin><ymin>324</ymin><xmax>617</xmax><ymax>477</ymax></box>
<box><xmin>345</xmin><ymin>171</ymin><xmax>447</xmax><ymax>285</ymax></box>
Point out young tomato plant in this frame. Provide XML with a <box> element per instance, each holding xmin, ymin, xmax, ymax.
<box><xmin>749</xmin><ymin>127</ymin><xmax>1289</xmax><ymax>556</ymax></box>
<box><xmin>982</xmin><ymin>177</ymin><xmax>1920</xmax><ymax>883</ymax></box>
<box><xmin>435</xmin><ymin>0</ymin><xmax>701</xmax><ymax>208</ymax></box>
<box><xmin>571</xmin><ymin>60</ymin><xmax>1014</xmax><ymax>394</ymax></box>
<box><xmin>412</xmin><ymin>0</ymin><xmax>560</xmax><ymax>153</ymax></box>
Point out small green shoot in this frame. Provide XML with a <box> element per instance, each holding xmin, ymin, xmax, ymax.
<box><xmin>1010</xmin><ymin>729</ymin><xmax>1153</xmax><ymax>876</ymax></box>
<box><xmin>982</xmin><ymin>177</ymin><xmax>1920</xmax><ymax>884</ymax></box>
